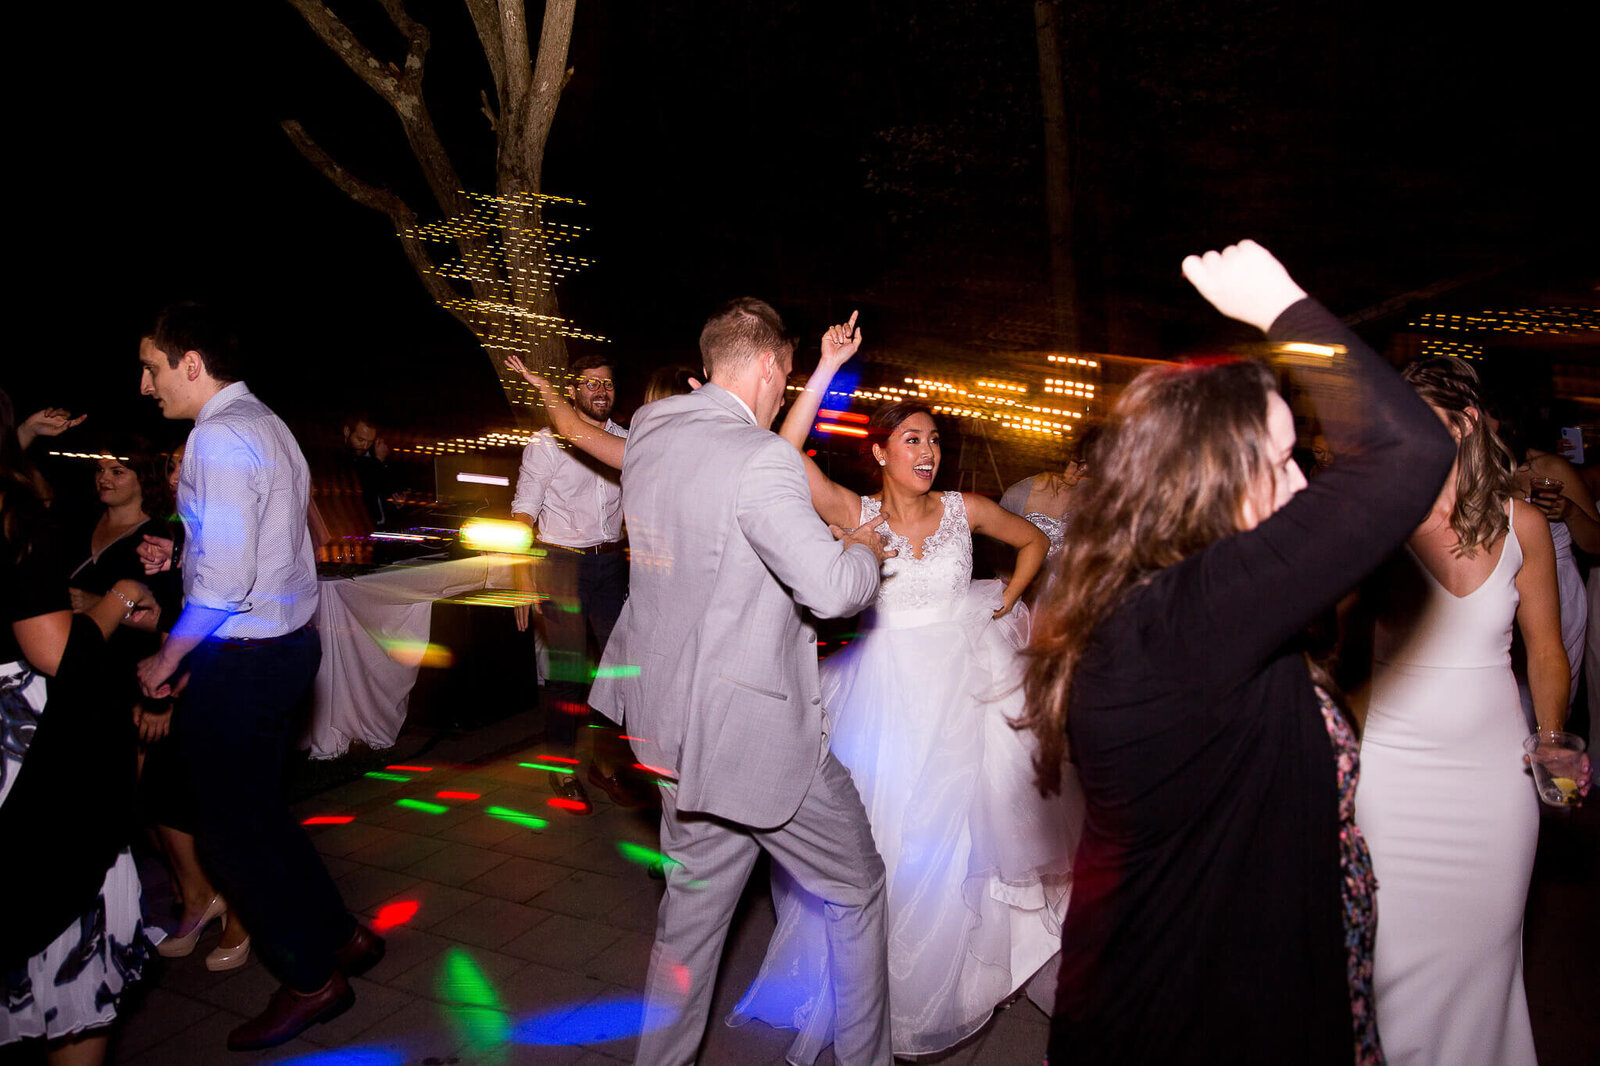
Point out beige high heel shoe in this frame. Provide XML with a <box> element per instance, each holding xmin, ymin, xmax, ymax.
<box><xmin>205</xmin><ymin>923</ymin><xmax>251</xmax><ymax>972</ymax></box>
<box><xmin>157</xmin><ymin>895</ymin><xmax>226</xmax><ymax>958</ymax></box>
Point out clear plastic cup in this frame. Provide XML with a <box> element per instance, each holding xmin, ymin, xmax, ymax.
<box><xmin>1523</xmin><ymin>730</ymin><xmax>1586</xmax><ymax>807</ymax></box>
<box><xmin>1529</xmin><ymin>475</ymin><xmax>1565</xmax><ymax>505</ymax></box>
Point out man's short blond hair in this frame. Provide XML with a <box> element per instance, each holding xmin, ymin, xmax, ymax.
<box><xmin>699</xmin><ymin>297</ymin><xmax>793</xmax><ymax>376</ymax></box>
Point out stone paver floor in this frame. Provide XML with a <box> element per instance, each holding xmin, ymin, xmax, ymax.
<box><xmin>96</xmin><ymin>716</ymin><xmax>1049</xmax><ymax>1065</ymax></box>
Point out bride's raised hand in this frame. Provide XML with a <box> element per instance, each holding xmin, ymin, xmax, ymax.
<box><xmin>820</xmin><ymin>310</ymin><xmax>862</xmax><ymax>368</ymax></box>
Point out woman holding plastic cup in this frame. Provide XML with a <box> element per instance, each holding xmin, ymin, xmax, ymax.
<box><xmin>1355</xmin><ymin>355</ymin><xmax>1590</xmax><ymax>1066</ymax></box>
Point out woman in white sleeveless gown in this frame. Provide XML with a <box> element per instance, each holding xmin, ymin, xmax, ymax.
<box><xmin>1356</xmin><ymin>356</ymin><xmax>1570</xmax><ymax>1066</ymax></box>
<box><xmin>729</xmin><ymin>317</ymin><xmax>1081</xmax><ymax>1061</ymax></box>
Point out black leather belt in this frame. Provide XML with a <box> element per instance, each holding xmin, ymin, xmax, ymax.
<box><xmin>542</xmin><ymin>540</ymin><xmax>625</xmax><ymax>556</ymax></box>
<box><xmin>213</xmin><ymin>623</ymin><xmax>315</xmax><ymax>647</ymax></box>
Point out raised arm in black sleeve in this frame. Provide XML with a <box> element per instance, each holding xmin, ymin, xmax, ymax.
<box><xmin>1158</xmin><ymin>297</ymin><xmax>1456</xmax><ymax>696</ymax></box>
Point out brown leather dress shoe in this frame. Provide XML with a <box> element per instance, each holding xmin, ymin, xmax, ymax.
<box><xmin>587</xmin><ymin>764</ymin><xmax>646</xmax><ymax>808</ymax></box>
<box><xmin>227</xmin><ymin>973</ymin><xmax>354</xmax><ymax>1051</ymax></box>
<box><xmin>335</xmin><ymin>923</ymin><xmax>386</xmax><ymax>977</ymax></box>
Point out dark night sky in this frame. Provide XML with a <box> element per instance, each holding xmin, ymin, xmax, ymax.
<box><xmin>8</xmin><ymin>0</ymin><xmax>1593</xmax><ymax>454</ymax></box>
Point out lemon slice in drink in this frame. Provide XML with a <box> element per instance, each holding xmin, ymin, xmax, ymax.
<box><xmin>1552</xmin><ymin>776</ymin><xmax>1579</xmax><ymax>801</ymax></box>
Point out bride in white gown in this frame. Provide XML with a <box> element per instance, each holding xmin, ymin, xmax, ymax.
<box><xmin>728</xmin><ymin>316</ymin><xmax>1081</xmax><ymax>1061</ymax></box>
<box><xmin>1355</xmin><ymin>356</ymin><xmax>1570</xmax><ymax>1066</ymax></box>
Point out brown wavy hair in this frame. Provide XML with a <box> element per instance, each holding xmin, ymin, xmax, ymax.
<box><xmin>1400</xmin><ymin>356</ymin><xmax>1512</xmax><ymax>556</ymax></box>
<box><xmin>1019</xmin><ymin>358</ymin><xmax>1281</xmax><ymax>793</ymax></box>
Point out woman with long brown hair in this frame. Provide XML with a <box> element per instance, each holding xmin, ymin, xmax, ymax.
<box><xmin>1020</xmin><ymin>242</ymin><xmax>1455</xmax><ymax>1065</ymax></box>
<box><xmin>1352</xmin><ymin>357</ymin><xmax>1574</xmax><ymax>1066</ymax></box>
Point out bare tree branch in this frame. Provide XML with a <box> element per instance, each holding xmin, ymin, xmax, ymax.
<box><xmin>463</xmin><ymin>0</ymin><xmax>506</xmax><ymax>103</ymax></box>
<box><xmin>480</xmin><ymin>88</ymin><xmax>499</xmax><ymax>129</ymax></box>
<box><xmin>521</xmin><ymin>0</ymin><xmax>577</xmax><ymax>186</ymax></box>
<box><xmin>500</xmin><ymin>0</ymin><xmax>533</xmax><ymax>114</ymax></box>
<box><xmin>375</xmin><ymin>0</ymin><xmax>430</xmax><ymax>75</ymax></box>
<box><xmin>280</xmin><ymin>119</ymin><xmax>469</xmax><ymax>321</ymax></box>
<box><xmin>285</xmin><ymin>0</ymin><xmax>469</xmax><ymax>221</ymax></box>
<box><xmin>285</xmin><ymin>0</ymin><xmax>409</xmax><ymax>110</ymax></box>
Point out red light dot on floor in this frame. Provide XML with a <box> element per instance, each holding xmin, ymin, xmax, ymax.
<box><xmin>372</xmin><ymin>899</ymin><xmax>420</xmax><ymax>932</ymax></box>
<box><xmin>437</xmin><ymin>791</ymin><xmax>481</xmax><ymax>800</ymax></box>
<box><xmin>302</xmin><ymin>815</ymin><xmax>356</xmax><ymax>826</ymax></box>
<box><xmin>538</xmin><ymin>755</ymin><xmax>580</xmax><ymax>765</ymax></box>
<box><xmin>548</xmin><ymin>797</ymin><xmax>589</xmax><ymax>812</ymax></box>
<box><xmin>387</xmin><ymin>765</ymin><xmax>433</xmax><ymax>772</ymax></box>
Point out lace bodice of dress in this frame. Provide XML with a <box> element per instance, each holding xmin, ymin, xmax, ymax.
<box><xmin>1024</xmin><ymin>512</ymin><xmax>1067</xmax><ymax>560</ymax></box>
<box><xmin>861</xmin><ymin>491</ymin><xmax>973</xmax><ymax>618</ymax></box>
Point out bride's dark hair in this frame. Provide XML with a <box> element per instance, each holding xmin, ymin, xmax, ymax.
<box><xmin>1400</xmin><ymin>356</ymin><xmax>1513</xmax><ymax>557</ymax></box>
<box><xmin>1019</xmin><ymin>358</ymin><xmax>1279</xmax><ymax>793</ymax></box>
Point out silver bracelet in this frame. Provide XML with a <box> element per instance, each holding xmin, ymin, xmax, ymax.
<box><xmin>106</xmin><ymin>587</ymin><xmax>137</xmax><ymax>619</ymax></box>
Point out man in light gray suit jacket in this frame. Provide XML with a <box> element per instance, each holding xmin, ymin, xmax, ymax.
<box><xmin>590</xmin><ymin>298</ymin><xmax>894</xmax><ymax>1064</ymax></box>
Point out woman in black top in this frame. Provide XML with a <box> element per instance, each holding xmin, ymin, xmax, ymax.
<box><xmin>1021</xmin><ymin>242</ymin><xmax>1456</xmax><ymax>1065</ymax></box>
<box><xmin>1</xmin><ymin>390</ymin><xmax>160</xmax><ymax>1064</ymax></box>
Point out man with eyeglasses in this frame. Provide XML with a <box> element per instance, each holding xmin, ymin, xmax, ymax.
<box><xmin>511</xmin><ymin>352</ymin><xmax>631</xmax><ymax>809</ymax></box>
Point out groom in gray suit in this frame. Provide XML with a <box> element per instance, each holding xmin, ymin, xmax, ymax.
<box><xmin>589</xmin><ymin>298</ymin><xmax>894</xmax><ymax>1064</ymax></box>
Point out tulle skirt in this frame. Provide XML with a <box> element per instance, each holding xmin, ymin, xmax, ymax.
<box><xmin>729</xmin><ymin>580</ymin><xmax>1082</xmax><ymax>1061</ymax></box>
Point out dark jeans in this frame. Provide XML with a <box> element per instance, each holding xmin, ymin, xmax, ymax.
<box><xmin>537</xmin><ymin>546</ymin><xmax>626</xmax><ymax>747</ymax></box>
<box><xmin>177</xmin><ymin>627</ymin><xmax>353</xmax><ymax>992</ymax></box>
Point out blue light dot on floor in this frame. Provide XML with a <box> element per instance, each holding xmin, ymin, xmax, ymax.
<box><xmin>265</xmin><ymin>1048</ymin><xmax>403</xmax><ymax>1066</ymax></box>
<box><xmin>512</xmin><ymin>993</ymin><xmax>658</xmax><ymax>1045</ymax></box>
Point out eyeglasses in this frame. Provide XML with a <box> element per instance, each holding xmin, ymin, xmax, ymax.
<box><xmin>575</xmin><ymin>379</ymin><xmax>615</xmax><ymax>393</ymax></box>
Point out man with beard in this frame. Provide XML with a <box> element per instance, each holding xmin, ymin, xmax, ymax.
<box><xmin>511</xmin><ymin>352</ymin><xmax>631</xmax><ymax>808</ymax></box>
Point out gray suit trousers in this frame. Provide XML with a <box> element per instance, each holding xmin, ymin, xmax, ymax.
<box><xmin>635</xmin><ymin>752</ymin><xmax>891</xmax><ymax>1065</ymax></box>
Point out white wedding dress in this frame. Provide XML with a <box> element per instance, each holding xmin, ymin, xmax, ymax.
<box><xmin>1356</xmin><ymin>507</ymin><xmax>1539</xmax><ymax>1066</ymax></box>
<box><xmin>730</xmin><ymin>491</ymin><xmax>1080</xmax><ymax>1062</ymax></box>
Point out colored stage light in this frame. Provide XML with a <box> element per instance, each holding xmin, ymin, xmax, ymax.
<box><xmin>511</xmin><ymin>993</ymin><xmax>663</xmax><ymax>1046</ymax></box>
<box><xmin>388</xmin><ymin>765</ymin><xmax>434</xmax><ymax>772</ymax></box>
<box><xmin>485</xmin><ymin>806</ymin><xmax>549</xmax><ymax>830</ymax></box>
<box><xmin>365</xmin><ymin>772</ymin><xmax>411</xmax><ymax>782</ymax></box>
<box><xmin>437</xmin><ymin>791</ymin><xmax>481</xmax><ymax>800</ymax></box>
<box><xmin>520</xmin><ymin>762</ymin><xmax>577</xmax><ymax>774</ymax></box>
<box><xmin>395</xmin><ymin>799</ymin><xmax>449</xmax><ymax>815</ymax></box>
<box><xmin>593</xmin><ymin>664</ymin><xmax>640</xmax><ymax>679</ymax></box>
<box><xmin>537</xmin><ymin>755</ymin><xmax>580</xmax><ymax>764</ymax></box>
<box><xmin>616</xmin><ymin>841</ymin><xmax>679</xmax><ymax>870</ymax></box>
<box><xmin>436</xmin><ymin>948</ymin><xmax>509</xmax><ymax>1048</ymax></box>
<box><xmin>263</xmin><ymin>1048</ymin><xmax>402</xmax><ymax>1065</ymax></box>
<box><xmin>633</xmin><ymin>762</ymin><xmax>676</xmax><ymax>779</ymax></box>
<box><xmin>302</xmin><ymin>815</ymin><xmax>356</xmax><ymax>826</ymax></box>
<box><xmin>372</xmin><ymin>899</ymin><xmax>420</xmax><ymax>932</ymax></box>
<box><xmin>547</xmin><ymin>798</ymin><xmax>588</xmax><ymax>812</ymax></box>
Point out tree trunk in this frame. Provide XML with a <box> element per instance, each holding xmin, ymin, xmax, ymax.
<box><xmin>283</xmin><ymin>0</ymin><xmax>585</xmax><ymax>378</ymax></box>
<box><xmin>1034</xmin><ymin>1</ymin><xmax>1078</xmax><ymax>352</ymax></box>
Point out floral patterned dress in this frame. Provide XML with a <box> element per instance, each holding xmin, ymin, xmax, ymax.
<box><xmin>1314</xmin><ymin>686</ymin><xmax>1384</xmax><ymax>1066</ymax></box>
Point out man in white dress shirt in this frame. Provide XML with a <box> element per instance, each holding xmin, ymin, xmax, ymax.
<box><xmin>134</xmin><ymin>303</ymin><xmax>380</xmax><ymax>1050</ymax></box>
<box><xmin>511</xmin><ymin>351</ymin><xmax>630</xmax><ymax>806</ymax></box>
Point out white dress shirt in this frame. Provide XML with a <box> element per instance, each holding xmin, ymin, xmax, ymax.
<box><xmin>179</xmin><ymin>381</ymin><xmax>319</xmax><ymax>638</ymax></box>
<box><xmin>511</xmin><ymin>422</ymin><xmax>629</xmax><ymax>548</ymax></box>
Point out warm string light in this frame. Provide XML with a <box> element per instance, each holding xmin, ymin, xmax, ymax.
<box><xmin>401</xmin><ymin>189</ymin><xmax>608</xmax><ymax>361</ymax></box>
<box><xmin>1418</xmin><ymin>339</ymin><xmax>1484</xmax><ymax>360</ymax></box>
<box><xmin>1409</xmin><ymin>308</ymin><xmax>1599</xmax><ymax>335</ymax></box>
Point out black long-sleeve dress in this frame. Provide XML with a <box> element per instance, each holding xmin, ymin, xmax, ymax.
<box><xmin>1048</xmin><ymin>299</ymin><xmax>1455</xmax><ymax>1065</ymax></box>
